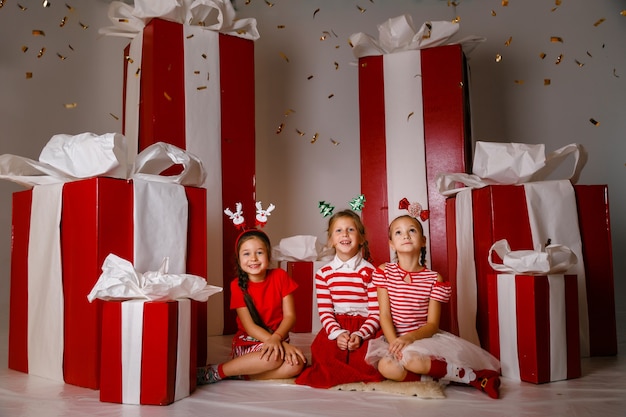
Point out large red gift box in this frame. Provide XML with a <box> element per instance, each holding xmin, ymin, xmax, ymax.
<box><xmin>446</xmin><ymin>183</ymin><xmax>617</xmax><ymax>358</ymax></box>
<box><xmin>358</xmin><ymin>44</ymin><xmax>472</xmax><ymax>332</ymax></box>
<box><xmin>489</xmin><ymin>274</ymin><xmax>581</xmax><ymax>383</ymax></box>
<box><xmin>279</xmin><ymin>261</ymin><xmax>326</xmax><ymax>333</ymax></box>
<box><xmin>100</xmin><ymin>299</ymin><xmax>197</xmax><ymax>405</ymax></box>
<box><xmin>122</xmin><ymin>18</ymin><xmax>256</xmax><ymax>334</ymax></box>
<box><xmin>8</xmin><ymin>177</ymin><xmax>207</xmax><ymax>389</ymax></box>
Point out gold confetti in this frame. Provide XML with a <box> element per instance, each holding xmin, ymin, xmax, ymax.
<box><xmin>491</xmin><ymin>10</ymin><xmax>497</xmax><ymax>16</ymax></box>
<box><xmin>65</xmin><ymin>3</ymin><xmax>74</xmax><ymax>11</ymax></box>
<box><xmin>544</xmin><ymin>79</ymin><xmax>551</xmax><ymax>85</ymax></box>
<box><xmin>589</xmin><ymin>118</ymin><xmax>599</xmax><ymax>126</ymax></box>
<box><xmin>201</xmin><ymin>53</ymin><xmax>207</xmax><ymax>59</ymax></box>
<box><xmin>550</xmin><ymin>36</ymin><xmax>563</xmax><ymax>43</ymax></box>
<box><xmin>593</xmin><ymin>18</ymin><xmax>605</xmax><ymax>27</ymax></box>
<box><xmin>614</xmin><ymin>69</ymin><xmax>620</xmax><ymax>78</ymax></box>
<box><xmin>119</xmin><ymin>18</ymin><xmax>130</xmax><ymax>24</ymax></box>
<box><xmin>125</xmin><ymin>55</ymin><xmax>134</xmax><ymax>64</ymax></box>
<box><xmin>514</xmin><ymin>80</ymin><xmax>524</xmax><ymax>85</ymax></box>
<box><xmin>43</xmin><ymin>0</ymin><xmax>51</xmax><ymax>7</ymax></box>
<box><xmin>310</xmin><ymin>133</ymin><xmax>319</xmax><ymax>144</ymax></box>
<box><xmin>307</xmin><ymin>74</ymin><xmax>314</xmax><ymax>80</ymax></box>
<box><xmin>25</xmin><ymin>72</ymin><xmax>33</xmax><ymax>79</ymax></box>
<box><xmin>110</xmin><ymin>113</ymin><xmax>119</xmax><ymax>120</ymax></box>
<box><xmin>64</xmin><ymin>102</ymin><xmax>78</xmax><ymax>109</ymax></box>
<box><xmin>452</xmin><ymin>16</ymin><xmax>461</xmax><ymax>23</ymax></box>
<box><xmin>60</xmin><ymin>16</ymin><xmax>67</xmax><ymax>27</ymax></box>
<box><xmin>328</xmin><ymin>94</ymin><xmax>334</xmax><ymax>99</ymax></box>
<box><xmin>539</xmin><ymin>52</ymin><xmax>546</xmax><ymax>59</ymax></box>
<box><xmin>18</xmin><ymin>4</ymin><xmax>27</xmax><ymax>10</ymax></box>
<box><xmin>79</xmin><ymin>22</ymin><xmax>89</xmax><ymax>30</ymax></box>
<box><xmin>296</xmin><ymin>129</ymin><xmax>305</xmax><ymax>136</ymax></box>
<box><xmin>37</xmin><ymin>48</ymin><xmax>46</xmax><ymax>58</ymax></box>
<box><xmin>277</xmin><ymin>25</ymin><xmax>285</xmax><ymax>29</ymax></box>
<box><xmin>284</xmin><ymin>109</ymin><xmax>295</xmax><ymax>116</ymax></box>
<box><xmin>575</xmin><ymin>59</ymin><xmax>584</xmax><ymax>67</ymax></box>
<box><xmin>279</xmin><ymin>52</ymin><xmax>289</xmax><ymax>63</ymax></box>
<box><xmin>135</xmin><ymin>68</ymin><xmax>140</xmax><ymax>76</ymax></box>
<box><xmin>194</xmin><ymin>70</ymin><xmax>200</xmax><ymax>75</ymax></box>
<box><xmin>495</xmin><ymin>54</ymin><xmax>502</xmax><ymax>63</ymax></box>
<box><xmin>586</xmin><ymin>51</ymin><xmax>592</xmax><ymax>57</ymax></box>
<box><xmin>555</xmin><ymin>54</ymin><xmax>563</xmax><ymax>64</ymax></box>
<box><xmin>334</xmin><ymin>62</ymin><xmax>339</xmax><ymax>70</ymax></box>
<box><xmin>502</xmin><ymin>0</ymin><xmax>508</xmax><ymax>6</ymax></box>
<box><xmin>313</xmin><ymin>8</ymin><xmax>320</xmax><ymax>18</ymax></box>
<box><xmin>197</xmin><ymin>86</ymin><xmax>207</xmax><ymax>90</ymax></box>
<box><xmin>68</xmin><ymin>44</ymin><xmax>74</xmax><ymax>51</ymax></box>
<box><xmin>621</xmin><ymin>10</ymin><xmax>626</xmax><ymax>16</ymax></box>
<box><xmin>504</xmin><ymin>36</ymin><xmax>512</xmax><ymax>46</ymax></box>
<box><xmin>349</xmin><ymin>39</ymin><xmax>354</xmax><ymax>48</ymax></box>
<box><xmin>186</xmin><ymin>34</ymin><xmax>194</xmax><ymax>39</ymax></box>
<box><xmin>330</xmin><ymin>138</ymin><xmax>340</xmax><ymax>146</ymax></box>
<box><xmin>264</xmin><ymin>0</ymin><xmax>274</xmax><ymax>6</ymax></box>
<box><xmin>0</xmin><ymin>1</ymin><xmax>4</xmax><ymax>8</ymax></box>
<box><xmin>356</xmin><ymin>5</ymin><xmax>366</xmax><ymax>13</ymax></box>
<box><xmin>407</xmin><ymin>112</ymin><xmax>414</xmax><ymax>121</ymax></box>
<box><xmin>320</xmin><ymin>31</ymin><xmax>330</xmax><ymax>41</ymax></box>
<box><xmin>276</xmin><ymin>123</ymin><xmax>284</xmax><ymax>134</ymax></box>
<box><xmin>57</xmin><ymin>53</ymin><xmax>66</xmax><ymax>60</ymax></box>
<box><xmin>164</xmin><ymin>92</ymin><xmax>172</xmax><ymax>101</ymax></box>
<box><xmin>21</xmin><ymin>46</ymin><xmax>28</xmax><ymax>53</ymax></box>
<box><xmin>555</xmin><ymin>0</ymin><xmax>562</xmax><ymax>5</ymax></box>
<box><xmin>32</xmin><ymin>30</ymin><xmax>45</xmax><ymax>36</ymax></box>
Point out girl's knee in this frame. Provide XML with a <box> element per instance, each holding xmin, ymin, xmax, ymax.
<box><xmin>378</xmin><ymin>357</ymin><xmax>405</xmax><ymax>381</ymax></box>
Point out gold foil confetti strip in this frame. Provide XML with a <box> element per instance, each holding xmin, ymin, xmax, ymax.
<box><xmin>407</xmin><ymin>112</ymin><xmax>414</xmax><ymax>122</ymax></box>
<box><xmin>551</xmin><ymin>7</ymin><xmax>558</xmax><ymax>12</ymax></box>
<box><xmin>135</xmin><ymin>68</ymin><xmax>140</xmax><ymax>76</ymax></box>
<box><xmin>164</xmin><ymin>92</ymin><xmax>172</xmax><ymax>101</ymax></box>
<box><xmin>264</xmin><ymin>0</ymin><xmax>274</xmax><ymax>7</ymax></box>
<box><xmin>197</xmin><ymin>86</ymin><xmax>207</xmax><ymax>90</ymax></box>
<box><xmin>202</xmin><ymin>53</ymin><xmax>207</xmax><ymax>59</ymax></box>
<box><xmin>452</xmin><ymin>16</ymin><xmax>460</xmax><ymax>23</ymax></box>
<box><xmin>277</xmin><ymin>25</ymin><xmax>285</xmax><ymax>29</ymax></box>
<box><xmin>589</xmin><ymin>118</ymin><xmax>599</xmax><ymax>126</ymax></box>
<box><xmin>575</xmin><ymin>59</ymin><xmax>584</xmax><ymax>67</ymax></box>
<box><xmin>491</xmin><ymin>10</ymin><xmax>497</xmax><ymax>16</ymax></box>
<box><xmin>621</xmin><ymin>10</ymin><xmax>626</xmax><ymax>16</ymax></box>
<box><xmin>320</xmin><ymin>31</ymin><xmax>330</xmax><ymax>41</ymax></box>
<box><xmin>550</xmin><ymin>36</ymin><xmax>563</xmax><ymax>43</ymax></box>
<box><xmin>459</xmin><ymin>81</ymin><xmax>464</xmax><ymax>88</ymax></box>
<box><xmin>0</xmin><ymin>1</ymin><xmax>5</xmax><ymax>8</ymax></box>
<box><xmin>307</xmin><ymin>75</ymin><xmax>314</xmax><ymax>80</ymax></box>
<box><xmin>555</xmin><ymin>54</ymin><xmax>563</xmax><ymax>64</ymax></box>
<box><xmin>126</xmin><ymin>55</ymin><xmax>134</xmax><ymax>64</ymax></box>
<box><xmin>57</xmin><ymin>53</ymin><xmax>66</xmax><ymax>60</ymax></box>
<box><xmin>614</xmin><ymin>69</ymin><xmax>620</xmax><ymax>78</ymax></box>
<box><xmin>284</xmin><ymin>109</ymin><xmax>295</xmax><ymax>116</ymax></box>
<box><xmin>356</xmin><ymin>5</ymin><xmax>366</xmax><ymax>13</ymax></box>
<box><xmin>37</xmin><ymin>48</ymin><xmax>46</xmax><ymax>58</ymax></box>
<box><xmin>313</xmin><ymin>8</ymin><xmax>320</xmax><ymax>18</ymax></box>
<box><xmin>586</xmin><ymin>51</ymin><xmax>592</xmax><ymax>57</ymax></box>
<box><xmin>334</xmin><ymin>62</ymin><xmax>339</xmax><ymax>70</ymax></box>
<box><xmin>514</xmin><ymin>80</ymin><xmax>524</xmax><ymax>85</ymax></box>
<box><xmin>544</xmin><ymin>79</ymin><xmax>551</xmax><ymax>85</ymax></box>
<box><xmin>296</xmin><ymin>129</ymin><xmax>305</xmax><ymax>136</ymax></box>
<box><xmin>110</xmin><ymin>113</ymin><xmax>119</xmax><ymax>120</ymax></box>
<box><xmin>505</xmin><ymin>36</ymin><xmax>512</xmax><ymax>46</ymax></box>
<box><xmin>68</xmin><ymin>44</ymin><xmax>74</xmax><ymax>51</ymax></box>
<box><xmin>423</xmin><ymin>22</ymin><xmax>432</xmax><ymax>39</ymax></box>
<box><xmin>60</xmin><ymin>16</ymin><xmax>67</xmax><ymax>27</ymax></box>
<box><xmin>43</xmin><ymin>0</ymin><xmax>51</xmax><ymax>7</ymax></box>
<box><xmin>279</xmin><ymin>52</ymin><xmax>289</xmax><ymax>63</ymax></box>
<box><xmin>328</xmin><ymin>94</ymin><xmax>334</xmax><ymax>99</ymax></box>
<box><xmin>64</xmin><ymin>103</ymin><xmax>77</xmax><ymax>109</ymax></box>
<box><xmin>18</xmin><ymin>4</ymin><xmax>27</xmax><ymax>11</ymax></box>
<box><xmin>186</xmin><ymin>34</ymin><xmax>194</xmax><ymax>39</ymax></box>
<box><xmin>276</xmin><ymin>123</ymin><xmax>284</xmax><ymax>134</ymax></box>
<box><xmin>194</xmin><ymin>70</ymin><xmax>200</xmax><ymax>75</ymax></box>
<box><xmin>331</xmin><ymin>29</ymin><xmax>338</xmax><ymax>37</ymax></box>
<box><xmin>236</xmin><ymin>29</ymin><xmax>248</xmax><ymax>36</ymax></box>
<box><xmin>26</xmin><ymin>72</ymin><xmax>33</xmax><ymax>79</ymax></box>
<box><xmin>593</xmin><ymin>18</ymin><xmax>605</xmax><ymax>27</ymax></box>
<box><xmin>555</xmin><ymin>0</ymin><xmax>562</xmax><ymax>5</ymax></box>
<box><xmin>495</xmin><ymin>54</ymin><xmax>502</xmax><ymax>63</ymax></box>
<box><xmin>539</xmin><ymin>52</ymin><xmax>546</xmax><ymax>59</ymax></box>
<box><xmin>310</xmin><ymin>133</ymin><xmax>319</xmax><ymax>144</ymax></box>
<box><xmin>32</xmin><ymin>30</ymin><xmax>45</xmax><ymax>36</ymax></box>
<box><xmin>119</xmin><ymin>18</ymin><xmax>130</xmax><ymax>23</ymax></box>
<box><xmin>65</xmin><ymin>3</ymin><xmax>73</xmax><ymax>11</ymax></box>
<box><xmin>22</xmin><ymin>46</ymin><xmax>28</xmax><ymax>53</ymax></box>
<box><xmin>79</xmin><ymin>22</ymin><xmax>89</xmax><ymax>30</ymax></box>
<box><xmin>330</xmin><ymin>138</ymin><xmax>340</xmax><ymax>146</ymax></box>
<box><xmin>502</xmin><ymin>0</ymin><xmax>508</xmax><ymax>6</ymax></box>
<box><xmin>349</xmin><ymin>39</ymin><xmax>354</xmax><ymax>48</ymax></box>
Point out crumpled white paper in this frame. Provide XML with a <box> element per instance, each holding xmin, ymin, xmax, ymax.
<box><xmin>87</xmin><ymin>253</ymin><xmax>222</xmax><ymax>302</ymax></box>
<box><xmin>348</xmin><ymin>14</ymin><xmax>485</xmax><ymax>58</ymax></box>
<box><xmin>488</xmin><ymin>239</ymin><xmax>578</xmax><ymax>275</ymax></box>
<box><xmin>0</xmin><ymin>133</ymin><xmax>207</xmax><ymax>188</ymax></box>
<box><xmin>272</xmin><ymin>235</ymin><xmax>334</xmax><ymax>262</ymax></box>
<box><xmin>100</xmin><ymin>0</ymin><xmax>260</xmax><ymax>40</ymax></box>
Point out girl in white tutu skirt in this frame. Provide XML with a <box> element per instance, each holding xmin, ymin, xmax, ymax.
<box><xmin>365</xmin><ymin>215</ymin><xmax>502</xmax><ymax>399</ymax></box>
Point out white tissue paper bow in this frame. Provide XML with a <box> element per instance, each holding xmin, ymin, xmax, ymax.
<box><xmin>87</xmin><ymin>253</ymin><xmax>222</xmax><ymax>302</ymax></box>
<box><xmin>100</xmin><ymin>0</ymin><xmax>259</xmax><ymax>40</ymax></box>
<box><xmin>348</xmin><ymin>14</ymin><xmax>485</xmax><ymax>58</ymax></box>
<box><xmin>132</xmin><ymin>141</ymin><xmax>207</xmax><ymax>187</ymax></box>
<box><xmin>272</xmin><ymin>235</ymin><xmax>334</xmax><ymax>262</ymax></box>
<box><xmin>488</xmin><ymin>239</ymin><xmax>578</xmax><ymax>275</ymax></box>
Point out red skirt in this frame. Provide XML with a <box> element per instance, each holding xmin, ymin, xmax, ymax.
<box><xmin>294</xmin><ymin>315</ymin><xmax>383</xmax><ymax>388</ymax></box>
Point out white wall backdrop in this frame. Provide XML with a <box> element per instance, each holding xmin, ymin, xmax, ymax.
<box><xmin>0</xmin><ymin>1</ymin><xmax>624</xmax><ymax>339</ymax></box>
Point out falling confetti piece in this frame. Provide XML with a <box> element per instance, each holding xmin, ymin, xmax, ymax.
<box><xmin>307</xmin><ymin>75</ymin><xmax>314</xmax><ymax>80</ymax></box>
<box><xmin>514</xmin><ymin>80</ymin><xmax>524</xmax><ymax>85</ymax></box>
<box><xmin>0</xmin><ymin>1</ymin><xmax>4</xmax><ymax>8</ymax></box>
<box><xmin>276</xmin><ymin>123</ymin><xmax>284</xmax><ymax>134</ymax></box>
<box><xmin>328</xmin><ymin>94</ymin><xmax>334</xmax><ymax>99</ymax></box>
<box><xmin>57</xmin><ymin>53</ymin><xmax>66</xmax><ymax>60</ymax></box>
<box><xmin>68</xmin><ymin>44</ymin><xmax>74</xmax><ymax>51</ymax></box>
<box><xmin>550</xmin><ymin>36</ymin><xmax>563</xmax><ymax>43</ymax></box>
<box><xmin>284</xmin><ymin>109</ymin><xmax>295</xmax><ymax>116</ymax></box>
<box><xmin>135</xmin><ymin>68</ymin><xmax>140</xmax><ymax>76</ymax></box>
<box><xmin>452</xmin><ymin>16</ymin><xmax>461</xmax><ymax>23</ymax></box>
<box><xmin>575</xmin><ymin>59</ymin><xmax>584</xmax><ymax>67</ymax></box>
<box><xmin>314</xmin><ymin>8</ymin><xmax>320</xmax><ymax>18</ymax></box>
<box><xmin>556</xmin><ymin>0</ymin><xmax>562</xmax><ymax>5</ymax></box>
<box><xmin>25</xmin><ymin>72</ymin><xmax>33</xmax><ymax>79</ymax></box>
<box><xmin>310</xmin><ymin>133</ymin><xmax>319</xmax><ymax>144</ymax></box>
<box><xmin>279</xmin><ymin>52</ymin><xmax>289</xmax><ymax>63</ymax></box>
<box><xmin>589</xmin><ymin>118</ymin><xmax>599</xmax><ymax>126</ymax></box>
<box><xmin>407</xmin><ymin>112</ymin><xmax>414</xmax><ymax>121</ymax></box>
<box><xmin>621</xmin><ymin>10</ymin><xmax>626</xmax><ymax>16</ymax></box>
<box><xmin>264</xmin><ymin>0</ymin><xmax>274</xmax><ymax>6</ymax></box>
<box><xmin>334</xmin><ymin>62</ymin><xmax>339</xmax><ymax>70</ymax></box>
<box><xmin>201</xmin><ymin>53</ymin><xmax>207</xmax><ymax>59</ymax></box>
<box><xmin>296</xmin><ymin>129</ymin><xmax>305</xmax><ymax>136</ymax></box>
<box><xmin>65</xmin><ymin>3</ymin><xmax>74</xmax><ymax>11</ymax></box>
<box><xmin>110</xmin><ymin>113</ymin><xmax>119</xmax><ymax>120</ymax></box>
<box><xmin>18</xmin><ymin>4</ymin><xmax>27</xmax><ymax>10</ymax></box>
<box><xmin>544</xmin><ymin>79</ymin><xmax>551</xmax><ymax>85</ymax></box>
<box><xmin>613</xmin><ymin>69</ymin><xmax>620</xmax><ymax>78</ymax></box>
<box><xmin>21</xmin><ymin>46</ymin><xmax>28</xmax><ymax>53</ymax></box>
<box><xmin>164</xmin><ymin>92</ymin><xmax>172</xmax><ymax>101</ymax></box>
<box><xmin>539</xmin><ymin>52</ymin><xmax>546</xmax><ymax>59</ymax></box>
<box><xmin>277</xmin><ymin>25</ymin><xmax>285</xmax><ymax>29</ymax></box>
<box><xmin>330</xmin><ymin>138</ymin><xmax>340</xmax><ymax>146</ymax></box>
<box><xmin>491</xmin><ymin>10</ymin><xmax>496</xmax><ymax>16</ymax></box>
<box><xmin>197</xmin><ymin>86</ymin><xmax>207</xmax><ymax>90</ymax></box>
<box><xmin>555</xmin><ymin>54</ymin><xmax>563</xmax><ymax>64</ymax></box>
<box><xmin>32</xmin><ymin>30</ymin><xmax>45</xmax><ymax>36</ymax></box>
<box><xmin>356</xmin><ymin>5</ymin><xmax>366</xmax><ymax>13</ymax></box>
<box><xmin>37</xmin><ymin>48</ymin><xmax>46</xmax><ymax>58</ymax></box>
<box><xmin>193</xmin><ymin>70</ymin><xmax>200</xmax><ymax>75</ymax></box>
<box><xmin>64</xmin><ymin>103</ymin><xmax>78</xmax><ymax>109</ymax></box>
<box><xmin>502</xmin><ymin>0</ymin><xmax>508</xmax><ymax>6</ymax></box>
<box><xmin>186</xmin><ymin>34</ymin><xmax>194</xmax><ymax>39</ymax></box>
<box><xmin>320</xmin><ymin>31</ymin><xmax>329</xmax><ymax>41</ymax></box>
<box><xmin>125</xmin><ymin>55</ymin><xmax>134</xmax><ymax>64</ymax></box>
<box><xmin>495</xmin><ymin>54</ymin><xmax>502</xmax><ymax>62</ymax></box>
<box><xmin>43</xmin><ymin>0</ymin><xmax>51</xmax><ymax>7</ymax></box>
<box><xmin>593</xmin><ymin>18</ymin><xmax>605</xmax><ymax>27</ymax></box>
<box><xmin>79</xmin><ymin>22</ymin><xmax>89</xmax><ymax>30</ymax></box>
<box><xmin>504</xmin><ymin>36</ymin><xmax>512</xmax><ymax>46</ymax></box>
<box><xmin>60</xmin><ymin>16</ymin><xmax>67</xmax><ymax>27</ymax></box>
<box><xmin>586</xmin><ymin>51</ymin><xmax>592</xmax><ymax>57</ymax></box>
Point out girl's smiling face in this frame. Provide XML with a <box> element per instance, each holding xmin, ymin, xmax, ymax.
<box><xmin>238</xmin><ymin>236</ymin><xmax>269</xmax><ymax>282</ymax></box>
<box><xmin>330</xmin><ymin>216</ymin><xmax>363</xmax><ymax>261</ymax></box>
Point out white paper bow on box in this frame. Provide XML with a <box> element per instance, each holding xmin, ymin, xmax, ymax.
<box><xmin>349</xmin><ymin>14</ymin><xmax>485</xmax><ymax>58</ymax></box>
<box><xmin>436</xmin><ymin>141</ymin><xmax>587</xmax><ymax>196</ymax></box>
<box><xmin>87</xmin><ymin>253</ymin><xmax>222</xmax><ymax>302</ymax></box>
<box><xmin>100</xmin><ymin>0</ymin><xmax>259</xmax><ymax>40</ymax></box>
<box><xmin>272</xmin><ymin>235</ymin><xmax>334</xmax><ymax>263</ymax></box>
<box><xmin>0</xmin><ymin>133</ymin><xmax>206</xmax><ymax>188</ymax></box>
<box><xmin>488</xmin><ymin>239</ymin><xmax>578</xmax><ymax>275</ymax></box>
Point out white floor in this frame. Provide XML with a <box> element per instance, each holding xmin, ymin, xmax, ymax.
<box><xmin>1</xmin><ymin>325</ymin><xmax>625</xmax><ymax>417</ymax></box>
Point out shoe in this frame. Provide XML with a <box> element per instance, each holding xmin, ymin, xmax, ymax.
<box><xmin>470</xmin><ymin>370</ymin><xmax>501</xmax><ymax>399</ymax></box>
<box><xmin>197</xmin><ymin>364</ymin><xmax>221</xmax><ymax>385</ymax></box>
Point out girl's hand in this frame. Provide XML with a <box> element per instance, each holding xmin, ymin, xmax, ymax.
<box><xmin>347</xmin><ymin>334</ymin><xmax>362</xmax><ymax>351</ymax></box>
<box><xmin>283</xmin><ymin>342</ymin><xmax>307</xmax><ymax>366</ymax></box>
<box><xmin>336</xmin><ymin>332</ymin><xmax>350</xmax><ymax>350</ymax></box>
<box><xmin>388</xmin><ymin>335</ymin><xmax>412</xmax><ymax>360</ymax></box>
<box><xmin>260</xmin><ymin>333</ymin><xmax>284</xmax><ymax>361</ymax></box>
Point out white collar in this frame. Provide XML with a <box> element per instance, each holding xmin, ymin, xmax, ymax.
<box><xmin>329</xmin><ymin>253</ymin><xmax>364</xmax><ymax>271</ymax></box>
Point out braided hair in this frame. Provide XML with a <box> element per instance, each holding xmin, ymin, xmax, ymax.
<box><xmin>235</xmin><ymin>229</ymin><xmax>273</xmax><ymax>332</ymax></box>
<box><xmin>327</xmin><ymin>209</ymin><xmax>372</xmax><ymax>263</ymax></box>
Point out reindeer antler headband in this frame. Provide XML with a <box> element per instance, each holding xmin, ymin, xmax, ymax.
<box><xmin>224</xmin><ymin>201</ymin><xmax>275</xmax><ymax>230</ymax></box>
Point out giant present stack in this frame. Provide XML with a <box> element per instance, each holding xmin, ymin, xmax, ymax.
<box><xmin>350</xmin><ymin>16</ymin><xmax>484</xmax><ymax>333</ymax></box>
<box><xmin>438</xmin><ymin>141</ymin><xmax>617</xmax><ymax>363</ymax></box>
<box><xmin>2</xmin><ymin>134</ymin><xmax>208</xmax><ymax>390</ymax></box>
<box><xmin>101</xmin><ymin>0</ymin><xmax>260</xmax><ymax>335</ymax></box>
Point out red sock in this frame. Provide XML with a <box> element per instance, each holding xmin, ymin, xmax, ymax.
<box><xmin>428</xmin><ymin>359</ymin><xmax>448</xmax><ymax>379</ymax></box>
<box><xmin>217</xmin><ymin>363</ymin><xmax>227</xmax><ymax>379</ymax></box>
<box><xmin>402</xmin><ymin>371</ymin><xmax>422</xmax><ymax>382</ymax></box>
<box><xmin>469</xmin><ymin>370</ymin><xmax>501</xmax><ymax>399</ymax></box>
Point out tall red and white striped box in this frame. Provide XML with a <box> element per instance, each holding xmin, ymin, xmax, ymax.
<box><xmin>100</xmin><ymin>299</ymin><xmax>197</xmax><ymax>405</ymax></box>
<box><xmin>446</xmin><ymin>183</ymin><xmax>616</xmax><ymax>357</ymax></box>
<box><xmin>358</xmin><ymin>44</ymin><xmax>472</xmax><ymax>333</ymax></box>
<box><xmin>489</xmin><ymin>274</ymin><xmax>581</xmax><ymax>384</ymax></box>
<box><xmin>121</xmin><ymin>18</ymin><xmax>256</xmax><ymax>335</ymax></box>
<box><xmin>279</xmin><ymin>261</ymin><xmax>327</xmax><ymax>334</ymax></box>
<box><xmin>8</xmin><ymin>177</ymin><xmax>207</xmax><ymax>389</ymax></box>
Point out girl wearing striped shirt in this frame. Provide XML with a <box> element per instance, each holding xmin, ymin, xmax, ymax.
<box><xmin>295</xmin><ymin>210</ymin><xmax>384</xmax><ymax>388</ymax></box>
<box><xmin>365</xmin><ymin>215</ymin><xmax>502</xmax><ymax>399</ymax></box>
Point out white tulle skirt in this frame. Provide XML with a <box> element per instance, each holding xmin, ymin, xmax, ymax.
<box><xmin>365</xmin><ymin>330</ymin><xmax>501</xmax><ymax>372</ymax></box>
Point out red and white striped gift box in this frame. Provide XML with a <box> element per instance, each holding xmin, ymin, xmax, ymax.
<box><xmin>489</xmin><ymin>274</ymin><xmax>581</xmax><ymax>383</ymax></box>
<box><xmin>121</xmin><ymin>18</ymin><xmax>256</xmax><ymax>335</ymax></box>
<box><xmin>100</xmin><ymin>299</ymin><xmax>197</xmax><ymax>405</ymax></box>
